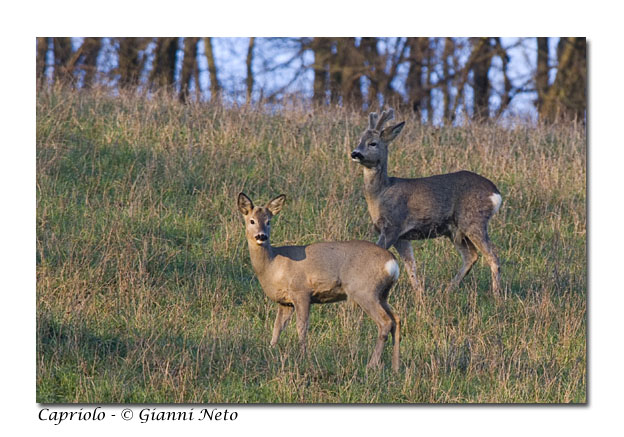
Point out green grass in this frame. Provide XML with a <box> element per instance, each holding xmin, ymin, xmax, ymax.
<box><xmin>36</xmin><ymin>86</ymin><xmax>586</xmax><ymax>403</ymax></box>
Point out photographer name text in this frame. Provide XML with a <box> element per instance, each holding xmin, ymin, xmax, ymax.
<box><xmin>39</xmin><ymin>407</ymin><xmax>238</xmax><ymax>425</ymax></box>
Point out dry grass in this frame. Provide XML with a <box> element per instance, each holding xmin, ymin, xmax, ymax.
<box><xmin>36</xmin><ymin>86</ymin><xmax>586</xmax><ymax>403</ymax></box>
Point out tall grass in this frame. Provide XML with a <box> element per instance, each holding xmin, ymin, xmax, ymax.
<box><xmin>36</xmin><ymin>87</ymin><xmax>586</xmax><ymax>403</ymax></box>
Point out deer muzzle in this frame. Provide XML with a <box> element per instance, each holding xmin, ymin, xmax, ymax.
<box><xmin>254</xmin><ymin>233</ymin><xmax>268</xmax><ymax>245</ymax></box>
<box><xmin>351</xmin><ymin>150</ymin><xmax>364</xmax><ymax>162</ymax></box>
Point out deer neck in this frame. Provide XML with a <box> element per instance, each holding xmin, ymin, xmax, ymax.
<box><xmin>247</xmin><ymin>239</ymin><xmax>275</xmax><ymax>277</ymax></box>
<box><xmin>363</xmin><ymin>160</ymin><xmax>390</xmax><ymax>202</ymax></box>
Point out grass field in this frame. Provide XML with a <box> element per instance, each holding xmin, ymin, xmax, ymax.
<box><xmin>36</xmin><ymin>87</ymin><xmax>586</xmax><ymax>403</ymax></box>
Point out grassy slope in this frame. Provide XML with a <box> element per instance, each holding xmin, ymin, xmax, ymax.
<box><xmin>36</xmin><ymin>88</ymin><xmax>586</xmax><ymax>403</ymax></box>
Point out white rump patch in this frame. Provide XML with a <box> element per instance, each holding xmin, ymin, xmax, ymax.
<box><xmin>385</xmin><ymin>259</ymin><xmax>400</xmax><ymax>282</ymax></box>
<box><xmin>490</xmin><ymin>193</ymin><xmax>502</xmax><ymax>215</ymax></box>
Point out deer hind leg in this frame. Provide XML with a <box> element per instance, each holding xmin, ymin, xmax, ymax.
<box><xmin>270</xmin><ymin>304</ymin><xmax>294</xmax><ymax>347</ymax></box>
<box><xmin>380</xmin><ymin>299</ymin><xmax>401</xmax><ymax>372</ymax></box>
<box><xmin>354</xmin><ymin>292</ymin><xmax>395</xmax><ymax>370</ymax></box>
<box><xmin>464</xmin><ymin>227</ymin><xmax>501</xmax><ymax>294</ymax></box>
<box><xmin>394</xmin><ymin>239</ymin><xmax>424</xmax><ymax>295</ymax></box>
<box><xmin>447</xmin><ymin>232</ymin><xmax>479</xmax><ymax>291</ymax></box>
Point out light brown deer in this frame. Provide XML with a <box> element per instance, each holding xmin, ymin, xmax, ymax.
<box><xmin>237</xmin><ymin>192</ymin><xmax>401</xmax><ymax>371</ymax></box>
<box><xmin>350</xmin><ymin>108</ymin><xmax>502</xmax><ymax>295</ymax></box>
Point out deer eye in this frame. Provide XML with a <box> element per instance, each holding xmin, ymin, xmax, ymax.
<box><xmin>267</xmin><ymin>220</ymin><xmax>271</xmax><ymax>226</ymax></box>
<box><xmin>369</xmin><ymin>142</ymin><xmax>377</xmax><ymax>147</ymax></box>
<box><xmin>250</xmin><ymin>219</ymin><xmax>255</xmax><ymax>224</ymax></box>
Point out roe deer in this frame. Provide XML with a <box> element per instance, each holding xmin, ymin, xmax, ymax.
<box><xmin>237</xmin><ymin>192</ymin><xmax>401</xmax><ymax>371</ymax></box>
<box><xmin>350</xmin><ymin>108</ymin><xmax>502</xmax><ymax>295</ymax></box>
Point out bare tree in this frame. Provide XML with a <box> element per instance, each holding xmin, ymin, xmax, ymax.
<box><xmin>329</xmin><ymin>38</ymin><xmax>365</xmax><ymax>106</ymax></box>
<box><xmin>539</xmin><ymin>37</ymin><xmax>586</xmax><ymax>123</ymax></box>
<box><xmin>180</xmin><ymin>37</ymin><xmax>199</xmax><ymax>102</ymax></box>
<box><xmin>536</xmin><ymin>37</ymin><xmax>550</xmax><ymax>114</ymax></box>
<box><xmin>36</xmin><ymin>37</ymin><xmax>49</xmax><ymax>85</ymax></box>
<box><xmin>116</xmin><ymin>37</ymin><xmax>150</xmax><ymax>89</ymax></box>
<box><xmin>491</xmin><ymin>37</ymin><xmax>513</xmax><ymax>118</ymax></box>
<box><xmin>470</xmin><ymin>37</ymin><xmax>495</xmax><ymax>120</ymax></box>
<box><xmin>76</xmin><ymin>37</ymin><xmax>102</xmax><ymax>89</ymax></box>
<box><xmin>53</xmin><ymin>37</ymin><xmax>74</xmax><ymax>84</ymax></box>
<box><xmin>359</xmin><ymin>37</ymin><xmax>379</xmax><ymax>107</ymax></box>
<box><xmin>149</xmin><ymin>37</ymin><xmax>178</xmax><ymax>90</ymax></box>
<box><xmin>328</xmin><ymin>39</ymin><xmax>343</xmax><ymax>105</ymax></box>
<box><xmin>246</xmin><ymin>37</ymin><xmax>255</xmax><ymax>103</ymax></box>
<box><xmin>35</xmin><ymin>36</ymin><xmax>583</xmax><ymax>124</ymax></box>
<box><xmin>203</xmin><ymin>37</ymin><xmax>221</xmax><ymax>100</ymax></box>
<box><xmin>311</xmin><ymin>37</ymin><xmax>331</xmax><ymax>105</ymax></box>
<box><xmin>441</xmin><ymin>37</ymin><xmax>456</xmax><ymax>122</ymax></box>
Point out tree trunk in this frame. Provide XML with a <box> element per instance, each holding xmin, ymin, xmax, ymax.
<box><xmin>37</xmin><ymin>37</ymin><xmax>49</xmax><ymax>86</ymax></box>
<box><xmin>79</xmin><ymin>37</ymin><xmax>102</xmax><ymax>89</ymax></box>
<box><xmin>540</xmin><ymin>37</ymin><xmax>586</xmax><ymax>123</ymax></box>
<box><xmin>536</xmin><ymin>37</ymin><xmax>550</xmax><ymax>113</ymax></box>
<box><xmin>203</xmin><ymin>37</ymin><xmax>221</xmax><ymax>101</ymax></box>
<box><xmin>337</xmin><ymin>37</ymin><xmax>363</xmax><ymax>107</ymax></box>
<box><xmin>442</xmin><ymin>38</ymin><xmax>455</xmax><ymax>122</ymax></box>
<box><xmin>406</xmin><ymin>37</ymin><xmax>428</xmax><ymax>117</ymax></box>
<box><xmin>246</xmin><ymin>37</ymin><xmax>255</xmax><ymax>104</ymax></box>
<box><xmin>470</xmin><ymin>37</ymin><xmax>494</xmax><ymax>120</ymax></box>
<box><xmin>329</xmin><ymin>39</ymin><xmax>343</xmax><ymax>105</ymax></box>
<box><xmin>359</xmin><ymin>37</ymin><xmax>379</xmax><ymax>107</ymax></box>
<box><xmin>53</xmin><ymin>37</ymin><xmax>73</xmax><ymax>84</ymax></box>
<box><xmin>424</xmin><ymin>47</ymin><xmax>433</xmax><ymax>124</ymax></box>
<box><xmin>117</xmin><ymin>37</ymin><xmax>149</xmax><ymax>89</ymax></box>
<box><xmin>180</xmin><ymin>37</ymin><xmax>199</xmax><ymax>103</ymax></box>
<box><xmin>492</xmin><ymin>37</ymin><xmax>512</xmax><ymax>118</ymax></box>
<box><xmin>149</xmin><ymin>37</ymin><xmax>178</xmax><ymax>91</ymax></box>
<box><xmin>311</xmin><ymin>37</ymin><xmax>331</xmax><ymax>105</ymax></box>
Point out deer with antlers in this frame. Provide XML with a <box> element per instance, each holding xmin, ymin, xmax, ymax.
<box><xmin>350</xmin><ymin>108</ymin><xmax>502</xmax><ymax>295</ymax></box>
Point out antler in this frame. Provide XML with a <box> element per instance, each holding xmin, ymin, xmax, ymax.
<box><xmin>375</xmin><ymin>108</ymin><xmax>394</xmax><ymax>131</ymax></box>
<box><xmin>368</xmin><ymin>112</ymin><xmax>379</xmax><ymax>130</ymax></box>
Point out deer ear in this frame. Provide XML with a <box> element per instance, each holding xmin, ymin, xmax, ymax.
<box><xmin>266</xmin><ymin>194</ymin><xmax>286</xmax><ymax>216</ymax></box>
<box><xmin>380</xmin><ymin>121</ymin><xmax>405</xmax><ymax>143</ymax></box>
<box><xmin>237</xmin><ymin>192</ymin><xmax>254</xmax><ymax>215</ymax></box>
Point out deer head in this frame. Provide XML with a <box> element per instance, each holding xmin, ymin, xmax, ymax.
<box><xmin>237</xmin><ymin>193</ymin><xmax>286</xmax><ymax>247</ymax></box>
<box><xmin>351</xmin><ymin>108</ymin><xmax>405</xmax><ymax>169</ymax></box>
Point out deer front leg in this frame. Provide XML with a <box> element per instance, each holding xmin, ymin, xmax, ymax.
<box><xmin>270</xmin><ymin>304</ymin><xmax>294</xmax><ymax>347</ymax></box>
<box><xmin>293</xmin><ymin>297</ymin><xmax>311</xmax><ymax>355</ymax></box>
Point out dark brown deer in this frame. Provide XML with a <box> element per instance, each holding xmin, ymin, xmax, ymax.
<box><xmin>350</xmin><ymin>108</ymin><xmax>502</xmax><ymax>295</ymax></box>
<box><xmin>237</xmin><ymin>192</ymin><xmax>401</xmax><ymax>371</ymax></box>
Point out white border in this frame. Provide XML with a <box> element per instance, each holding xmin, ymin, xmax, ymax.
<box><xmin>3</xmin><ymin>1</ymin><xmax>622</xmax><ymax>435</ymax></box>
